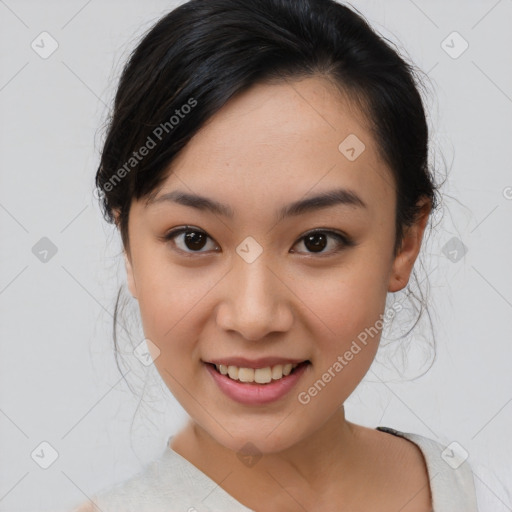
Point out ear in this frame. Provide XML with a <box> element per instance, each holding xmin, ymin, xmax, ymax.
<box><xmin>388</xmin><ymin>198</ymin><xmax>432</xmax><ymax>293</ymax></box>
<box><xmin>112</xmin><ymin>208</ymin><xmax>121</xmax><ymax>228</ymax></box>
<box><xmin>124</xmin><ymin>251</ymin><xmax>137</xmax><ymax>299</ymax></box>
<box><xmin>113</xmin><ymin>208</ymin><xmax>137</xmax><ymax>299</ymax></box>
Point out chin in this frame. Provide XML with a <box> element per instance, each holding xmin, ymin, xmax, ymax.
<box><xmin>203</xmin><ymin>421</ymin><xmax>310</xmax><ymax>458</ymax></box>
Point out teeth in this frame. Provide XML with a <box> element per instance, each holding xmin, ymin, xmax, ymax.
<box><xmin>282</xmin><ymin>363</ymin><xmax>293</xmax><ymax>376</ymax></box>
<box><xmin>227</xmin><ymin>365</ymin><xmax>238</xmax><ymax>380</ymax></box>
<box><xmin>215</xmin><ymin>362</ymin><xmax>301</xmax><ymax>383</ymax></box>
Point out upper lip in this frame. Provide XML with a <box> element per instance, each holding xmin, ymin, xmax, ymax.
<box><xmin>205</xmin><ymin>357</ymin><xmax>309</xmax><ymax>369</ymax></box>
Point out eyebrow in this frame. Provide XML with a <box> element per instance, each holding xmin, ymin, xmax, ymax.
<box><xmin>148</xmin><ymin>187</ymin><xmax>367</xmax><ymax>221</ymax></box>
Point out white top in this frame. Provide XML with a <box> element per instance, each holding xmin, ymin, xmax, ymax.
<box><xmin>72</xmin><ymin>426</ymin><xmax>510</xmax><ymax>511</ymax></box>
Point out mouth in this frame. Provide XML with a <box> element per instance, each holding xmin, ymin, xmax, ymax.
<box><xmin>204</xmin><ymin>359</ymin><xmax>311</xmax><ymax>405</ymax></box>
<box><xmin>205</xmin><ymin>360</ymin><xmax>311</xmax><ymax>385</ymax></box>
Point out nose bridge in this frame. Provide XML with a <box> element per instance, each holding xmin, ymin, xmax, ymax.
<box><xmin>216</xmin><ymin>247</ymin><xmax>292</xmax><ymax>340</ymax></box>
<box><xmin>236</xmin><ymin>250</ymin><xmax>275</xmax><ymax>304</ymax></box>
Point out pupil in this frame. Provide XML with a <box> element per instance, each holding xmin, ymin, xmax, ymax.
<box><xmin>305</xmin><ymin>233</ymin><xmax>326</xmax><ymax>252</ymax></box>
<box><xmin>185</xmin><ymin>231</ymin><xmax>206</xmax><ymax>250</ymax></box>
<box><xmin>183</xmin><ymin>232</ymin><xmax>328</xmax><ymax>252</ymax></box>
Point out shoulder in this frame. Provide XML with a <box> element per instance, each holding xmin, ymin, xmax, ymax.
<box><xmin>68</xmin><ymin>445</ymin><xmax>213</xmax><ymax>511</ymax></box>
<box><xmin>398</xmin><ymin>430</ymin><xmax>512</xmax><ymax>512</ymax></box>
<box><xmin>350</xmin><ymin>423</ymin><xmax>432</xmax><ymax>511</ymax></box>
<box><xmin>370</xmin><ymin>425</ymin><xmax>483</xmax><ymax>511</ymax></box>
<box><xmin>353</xmin><ymin>423</ymin><xmax>431</xmax><ymax>479</ymax></box>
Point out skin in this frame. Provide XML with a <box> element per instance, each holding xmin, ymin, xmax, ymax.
<box><xmin>103</xmin><ymin>76</ymin><xmax>432</xmax><ymax>511</ymax></box>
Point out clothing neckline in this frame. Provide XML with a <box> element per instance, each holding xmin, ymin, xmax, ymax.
<box><xmin>161</xmin><ymin>426</ymin><xmax>476</xmax><ymax>512</ymax></box>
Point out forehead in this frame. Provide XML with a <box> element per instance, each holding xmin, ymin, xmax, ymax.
<box><xmin>144</xmin><ymin>76</ymin><xmax>395</xmax><ymax>220</ymax></box>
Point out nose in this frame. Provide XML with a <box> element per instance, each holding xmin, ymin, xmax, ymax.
<box><xmin>215</xmin><ymin>253</ymin><xmax>294</xmax><ymax>341</ymax></box>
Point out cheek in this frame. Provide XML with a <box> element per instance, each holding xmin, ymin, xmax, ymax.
<box><xmin>297</xmin><ymin>280</ymin><xmax>385</xmax><ymax>414</ymax></box>
<box><xmin>133</xmin><ymin>263</ymin><xmax>210</xmax><ymax>398</ymax></box>
<box><xmin>134</xmin><ymin>254</ymin><xmax>217</xmax><ymax>339</ymax></box>
<box><xmin>300</xmin><ymin>252</ymin><xmax>391</xmax><ymax>402</ymax></box>
<box><xmin>307</xmin><ymin>257</ymin><xmax>390</xmax><ymax>340</ymax></box>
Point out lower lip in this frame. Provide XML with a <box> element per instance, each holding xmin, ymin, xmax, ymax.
<box><xmin>204</xmin><ymin>361</ymin><xmax>310</xmax><ymax>405</ymax></box>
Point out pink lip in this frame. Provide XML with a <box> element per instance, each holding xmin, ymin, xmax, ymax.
<box><xmin>204</xmin><ymin>361</ymin><xmax>310</xmax><ymax>405</ymax></box>
<box><xmin>205</xmin><ymin>356</ymin><xmax>308</xmax><ymax>369</ymax></box>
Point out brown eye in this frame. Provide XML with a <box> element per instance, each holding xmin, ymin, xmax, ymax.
<box><xmin>164</xmin><ymin>227</ymin><xmax>219</xmax><ymax>254</ymax></box>
<box><xmin>291</xmin><ymin>229</ymin><xmax>352</xmax><ymax>256</ymax></box>
<box><xmin>304</xmin><ymin>232</ymin><xmax>328</xmax><ymax>252</ymax></box>
<box><xmin>163</xmin><ymin>226</ymin><xmax>351</xmax><ymax>257</ymax></box>
<box><xmin>184</xmin><ymin>231</ymin><xmax>207</xmax><ymax>250</ymax></box>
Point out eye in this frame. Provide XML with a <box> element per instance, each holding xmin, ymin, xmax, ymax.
<box><xmin>163</xmin><ymin>226</ymin><xmax>219</xmax><ymax>255</ymax></box>
<box><xmin>290</xmin><ymin>229</ymin><xmax>352</xmax><ymax>256</ymax></box>
<box><xmin>162</xmin><ymin>226</ymin><xmax>353</xmax><ymax>257</ymax></box>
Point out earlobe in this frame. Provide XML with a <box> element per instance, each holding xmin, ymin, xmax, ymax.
<box><xmin>114</xmin><ymin>208</ymin><xmax>136</xmax><ymax>299</ymax></box>
<box><xmin>113</xmin><ymin>208</ymin><xmax>121</xmax><ymax>227</ymax></box>
<box><xmin>388</xmin><ymin>254</ymin><xmax>412</xmax><ymax>292</ymax></box>
<box><xmin>388</xmin><ymin>199</ymin><xmax>431</xmax><ymax>293</ymax></box>
<box><xmin>124</xmin><ymin>252</ymin><xmax>137</xmax><ymax>299</ymax></box>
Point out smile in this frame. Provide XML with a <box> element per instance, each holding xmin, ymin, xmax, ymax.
<box><xmin>213</xmin><ymin>362</ymin><xmax>301</xmax><ymax>383</ymax></box>
<box><xmin>204</xmin><ymin>360</ymin><xmax>311</xmax><ymax>405</ymax></box>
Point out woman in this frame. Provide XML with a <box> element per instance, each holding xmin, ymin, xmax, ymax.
<box><xmin>73</xmin><ymin>0</ymin><xmax>496</xmax><ymax>509</ymax></box>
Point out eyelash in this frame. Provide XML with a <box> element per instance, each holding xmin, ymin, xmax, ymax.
<box><xmin>162</xmin><ymin>226</ymin><xmax>353</xmax><ymax>258</ymax></box>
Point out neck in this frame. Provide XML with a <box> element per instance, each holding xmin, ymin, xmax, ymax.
<box><xmin>171</xmin><ymin>407</ymin><xmax>359</xmax><ymax>498</ymax></box>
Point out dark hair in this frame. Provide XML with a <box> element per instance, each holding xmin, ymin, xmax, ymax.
<box><xmin>95</xmin><ymin>0</ymin><xmax>440</xmax><ymax>380</ymax></box>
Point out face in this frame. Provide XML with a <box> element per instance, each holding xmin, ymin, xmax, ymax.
<box><xmin>120</xmin><ymin>76</ymin><xmax>428</xmax><ymax>454</ymax></box>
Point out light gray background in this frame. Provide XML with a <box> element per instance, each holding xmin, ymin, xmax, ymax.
<box><xmin>1</xmin><ymin>1</ymin><xmax>511</xmax><ymax>511</ymax></box>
